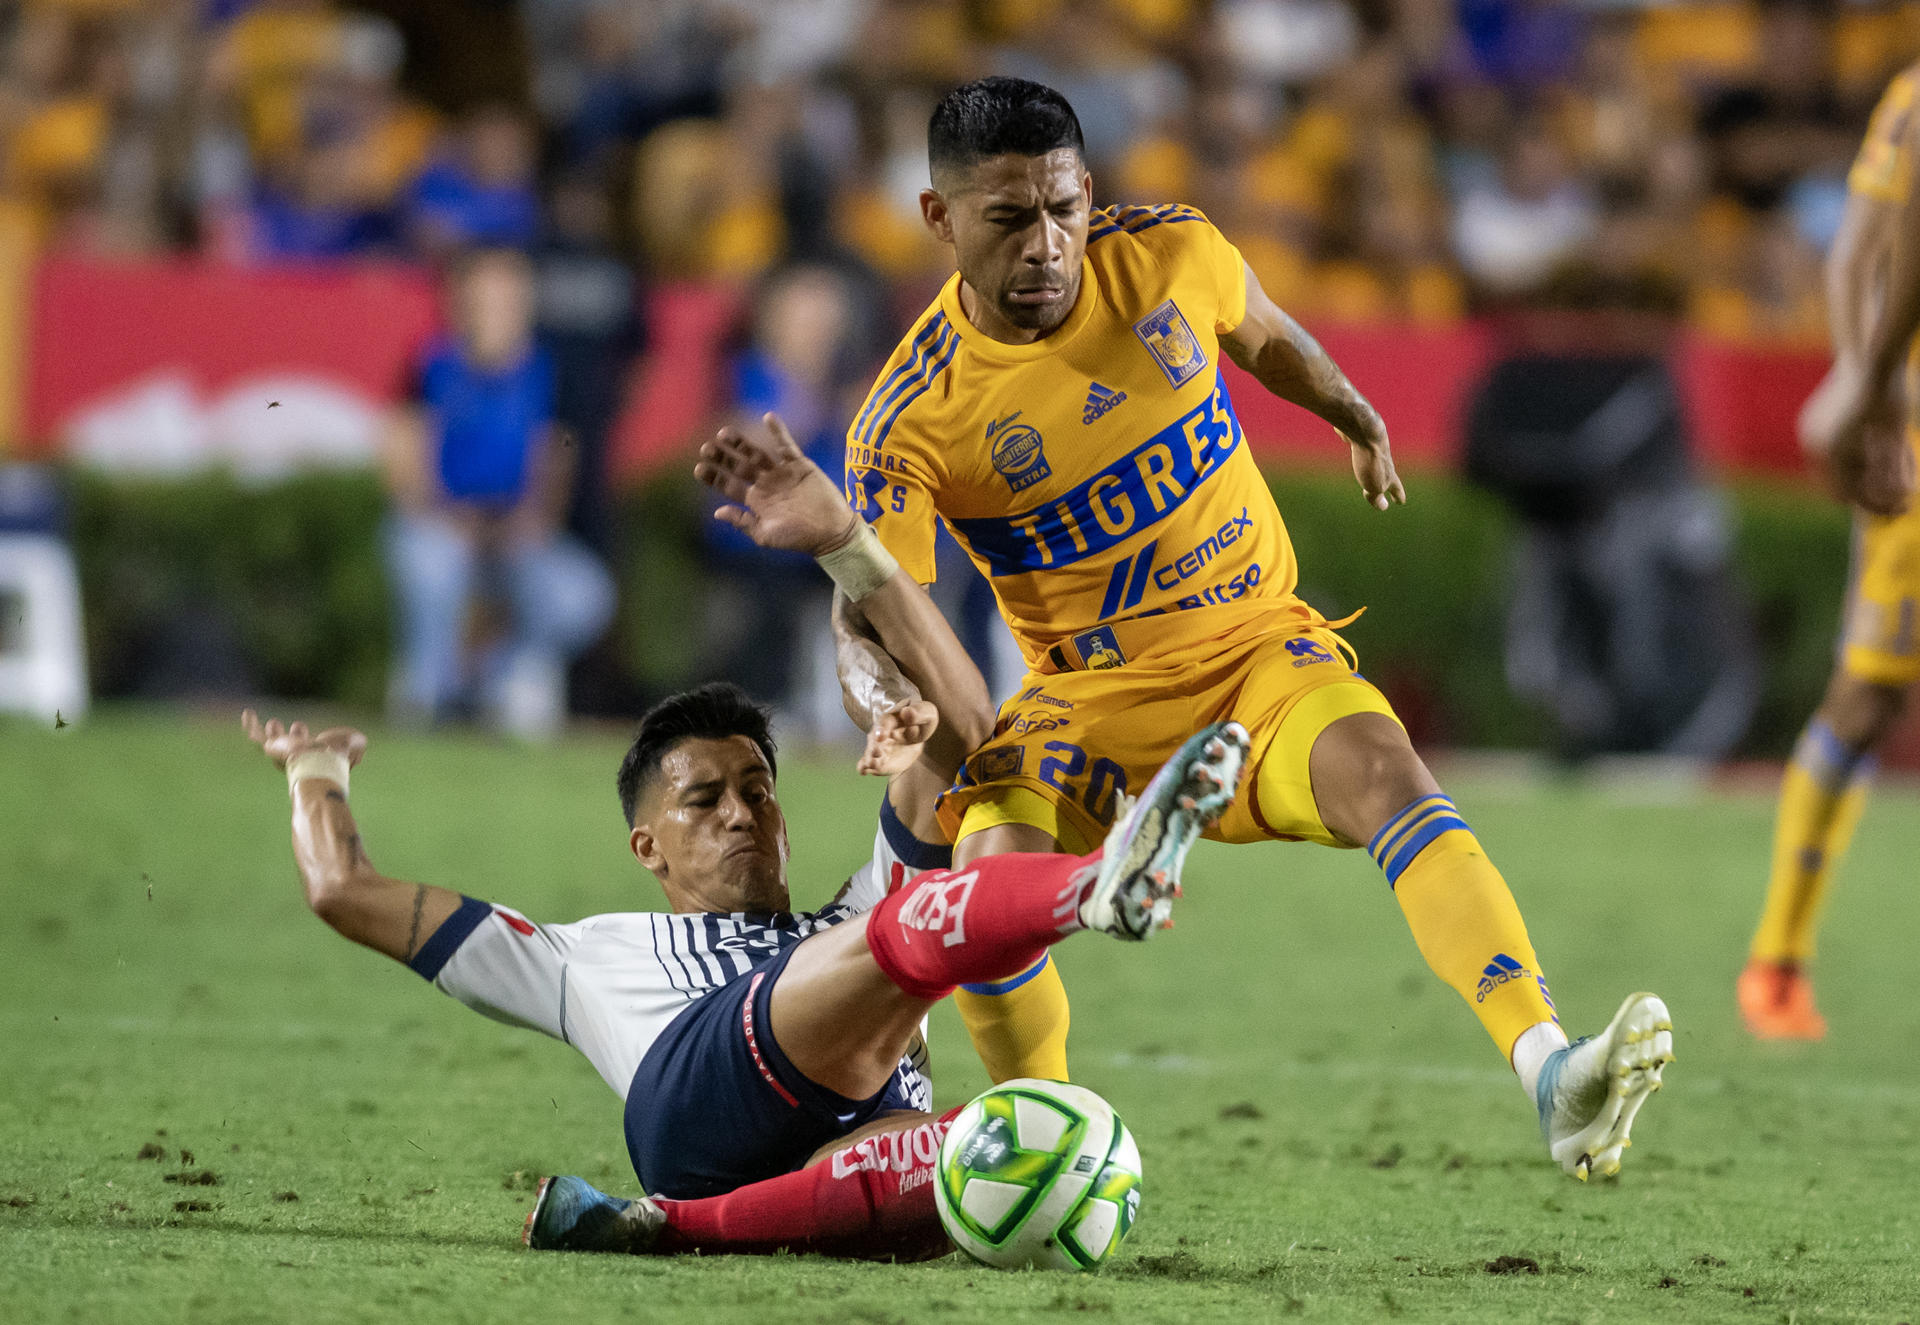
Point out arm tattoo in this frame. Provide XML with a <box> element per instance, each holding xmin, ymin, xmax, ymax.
<box><xmin>406</xmin><ymin>884</ymin><xmax>426</xmax><ymax>958</ymax></box>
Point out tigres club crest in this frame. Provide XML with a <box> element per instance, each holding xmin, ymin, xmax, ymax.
<box><xmin>987</xmin><ymin>410</ymin><xmax>1051</xmax><ymax>493</ymax></box>
<box><xmin>1134</xmin><ymin>300</ymin><xmax>1207</xmax><ymax>388</ymax></box>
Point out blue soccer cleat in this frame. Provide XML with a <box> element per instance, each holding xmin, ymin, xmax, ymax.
<box><xmin>1535</xmin><ymin>992</ymin><xmax>1675</xmax><ymax>1181</ymax></box>
<box><xmin>1079</xmin><ymin>721</ymin><xmax>1250</xmax><ymax>940</ymax></box>
<box><xmin>523</xmin><ymin>1175</ymin><xmax>664</xmax><ymax>1253</ymax></box>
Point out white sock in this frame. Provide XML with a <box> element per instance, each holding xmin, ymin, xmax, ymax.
<box><xmin>1511</xmin><ymin>1020</ymin><xmax>1570</xmax><ymax>1100</ymax></box>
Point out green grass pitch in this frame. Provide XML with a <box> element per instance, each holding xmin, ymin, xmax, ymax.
<box><xmin>3</xmin><ymin>711</ymin><xmax>1918</xmax><ymax>1323</ymax></box>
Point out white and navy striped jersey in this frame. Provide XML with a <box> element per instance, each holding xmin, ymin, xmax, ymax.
<box><xmin>407</xmin><ymin>795</ymin><xmax>951</xmax><ymax>1100</ymax></box>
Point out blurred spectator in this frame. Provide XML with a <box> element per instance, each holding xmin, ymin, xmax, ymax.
<box><xmin>1450</xmin><ymin>117</ymin><xmax>1597</xmax><ymax>297</ymax></box>
<box><xmin>699</xmin><ymin>263</ymin><xmax>856</xmax><ymax>728</ymax></box>
<box><xmin>249</xmin><ymin>127</ymin><xmax>400</xmax><ymax>259</ymax></box>
<box><xmin>1696</xmin><ymin>0</ymin><xmax>1854</xmax><ymax>213</ymax></box>
<box><xmin>405</xmin><ymin>103</ymin><xmax>540</xmax><ymax>257</ymax></box>
<box><xmin>533</xmin><ymin>169</ymin><xmax>645</xmax><ymax>559</ymax></box>
<box><xmin>380</xmin><ymin>248</ymin><xmax>614</xmax><ymax>737</ymax></box>
<box><xmin>0</xmin><ymin>0</ymin><xmax>1910</xmax><ymax>345</ymax></box>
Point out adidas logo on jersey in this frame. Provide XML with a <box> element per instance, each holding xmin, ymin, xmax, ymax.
<box><xmin>1083</xmin><ymin>381</ymin><xmax>1128</xmax><ymax>424</ymax></box>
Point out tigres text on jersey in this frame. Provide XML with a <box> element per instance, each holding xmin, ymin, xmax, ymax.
<box><xmin>845</xmin><ymin>204</ymin><xmax>1329</xmax><ymax>670</ymax></box>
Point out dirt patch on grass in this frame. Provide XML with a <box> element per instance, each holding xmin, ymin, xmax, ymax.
<box><xmin>1112</xmin><ymin>1251</ymin><xmax>1207</xmax><ymax>1281</ymax></box>
<box><xmin>163</xmin><ymin>1170</ymin><xmax>221</xmax><ymax>1186</ymax></box>
<box><xmin>1484</xmin><ymin>1255</ymin><xmax>1541</xmax><ymax>1275</ymax></box>
<box><xmin>135</xmin><ymin>1142</ymin><xmax>165</xmax><ymax>1160</ymax></box>
<box><xmin>171</xmin><ymin>1200</ymin><xmax>216</xmax><ymax>1213</ymax></box>
<box><xmin>1218</xmin><ymin>1101</ymin><xmax>1265</xmax><ymax>1120</ymax></box>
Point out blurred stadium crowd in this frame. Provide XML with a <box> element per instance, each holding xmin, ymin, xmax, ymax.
<box><xmin>7</xmin><ymin>0</ymin><xmax>1918</xmax><ymax>335</ymax></box>
<box><xmin>1</xmin><ymin>0</ymin><xmax>1909</xmax><ymax>748</ymax></box>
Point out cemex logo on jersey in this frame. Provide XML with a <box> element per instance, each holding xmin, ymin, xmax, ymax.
<box><xmin>987</xmin><ymin>410</ymin><xmax>1051</xmax><ymax>494</ymax></box>
<box><xmin>1083</xmin><ymin>381</ymin><xmax>1128</xmax><ymax>424</ymax></box>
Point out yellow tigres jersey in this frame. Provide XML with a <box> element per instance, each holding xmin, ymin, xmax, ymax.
<box><xmin>1849</xmin><ymin>66</ymin><xmax>1918</xmax><ymax>204</ymax></box>
<box><xmin>845</xmin><ymin>203</ymin><xmax>1313</xmax><ymax>667</ymax></box>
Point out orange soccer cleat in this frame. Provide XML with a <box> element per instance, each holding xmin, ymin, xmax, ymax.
<box><xmin>1737</xmin><ymin>959</ymin><xmax>1828</xmax><ymax>1041</ymax></box>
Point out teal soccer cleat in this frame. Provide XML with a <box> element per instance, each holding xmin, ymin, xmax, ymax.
<box><xmin>523</xmin><ymin>1175</ymin><xmax>665</xmax><ymax>1253</ymax></box>
<box><xmin>1078</xmin><ymin>721</ymin><xmax>1250</xmax><ymax>940</ymax></box>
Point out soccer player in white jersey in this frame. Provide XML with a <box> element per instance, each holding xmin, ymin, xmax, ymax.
<box><xmin>244</xmin><ymin>416</ymin><xmax>1250</xmax><ymax>1259</ymax></box>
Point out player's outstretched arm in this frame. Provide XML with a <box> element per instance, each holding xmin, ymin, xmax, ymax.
<box><xmin>695</xmin><ymin>416</ymin><xmax>994</xmax><ymax>781</ymax></box>
<box><xmin>1221</xmin><ymin>262</ymin><xmax>1405</xmax><ymax>511</ymax></box>
<box><xmin>242</xmin><ymin>711</ymin><xmax>463</xmax><ymax>964</ymax></box>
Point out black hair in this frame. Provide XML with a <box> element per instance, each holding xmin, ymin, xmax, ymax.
<box><xmin>928</xmin><ymin>76</ymin><xmax>1085</xmax><ymax>183</ymax></box>
<box><xmin>616</xmin><ymin>683</ymin><xmax>778</xmax><ymax>826</ymax></box>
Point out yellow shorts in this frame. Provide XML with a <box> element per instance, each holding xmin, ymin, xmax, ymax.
<box><xmin>1842</xmin><ymin>482</ymin><xmax>1920</xmax><ymax>686</ymax></box>
<box><xmin>938</xmin><ymin>625</ymin><xmax>1400</xmax><ymax>852</ymax></box>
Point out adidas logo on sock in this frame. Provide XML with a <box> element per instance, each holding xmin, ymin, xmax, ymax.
<box><xmin>1475</xmin><ymin>952</ymin><xmax>1530</xmax><ymax>1003</ymax></box>
<box><xmin>1083</xmin><ymin>381</ymin><xmax>1128</xmax><ymax>424</ymax></box>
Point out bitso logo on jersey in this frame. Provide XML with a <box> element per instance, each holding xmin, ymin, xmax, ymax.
<box><xmin>987</xmin><ymin>410</ymin><xmax>1052</xmax><ymax>493</ymax></box>
<box><xmin>1134</xmin><ymin>300</ymin><xmax>1207</xmax><ymax>388</ymax></box>
<box><xmin>1082</xmin><ymin>381</ymin><xmax>1128</xmax><ymax>424</ymax></box>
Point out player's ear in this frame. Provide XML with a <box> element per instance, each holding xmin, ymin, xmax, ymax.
<box><xmin>630</xmin><ymin>822</ymin><xmax>665</xmax><ymax>874</ymax></box>
<box><xmin>920</xmin><ymin>189</ymin><xmax>953</xmax><ymax>244</ymax></box>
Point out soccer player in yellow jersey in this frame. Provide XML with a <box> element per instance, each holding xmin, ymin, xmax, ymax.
<box><xmin>1740</xmin><ymin>64</ymin><xmax>1920</xmax><ymax>1039</ymax></box>
<box><xmin>836</xmin><ymin>77</ymin><xmax>1672</xmax><ymax>1178</ymax></box>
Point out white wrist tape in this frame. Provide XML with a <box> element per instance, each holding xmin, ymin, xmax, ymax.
<box><xmin>817</xmin><ymin>520</ymin><xmax>899</xmax><ymax>601</ymax></box>
<box><xmin>286</xmin><ymin>748</ymin><xmax>351</xmax><ymax>796</ymax></box>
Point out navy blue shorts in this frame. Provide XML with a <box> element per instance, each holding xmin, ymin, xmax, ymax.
<box><xmin>624</xmin><ymin>940</ymin><xmax>922</xmax><ymax>1199</ymax></box>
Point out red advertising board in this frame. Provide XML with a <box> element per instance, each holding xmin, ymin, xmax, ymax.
<box><xmin>24</xmin><ymin>259</ymin><xmax>437</xmax><ymax>475</ymax></box>
<box><xmin>19</xmin><ymin>260</ymin><xmax>1827</xmax><ymax>485</ymax></box>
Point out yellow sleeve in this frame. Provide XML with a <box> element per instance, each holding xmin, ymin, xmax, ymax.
<box><xmin>844</xmin><ymin>430</ymin><xmax>940</xmax><ymax>586</ymax></box>
<box><xmin>1201</xmin><ymin>219</ymin><xmax>1250</xmax><ymax>335</ymax></box>
<box><xmin>1850</xmin><ymin>73</ymin><xmax>1917</xmax><ymax>203</ymax></box>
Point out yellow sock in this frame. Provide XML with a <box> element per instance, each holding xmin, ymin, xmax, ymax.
<box><xmin>1751</xmin><ymin>720</ymin><xmax>1874</xmax><ymax>964</ymax></box>
<box><xmin>1370</xmin><ymin>794</ymin><xmax>1557</xmax><ymax>1058</ymax></box>
<box><xmin>955</xmin><ymin>954</ymin><xmax>1071</xmax><ymax>1083</ymax></box>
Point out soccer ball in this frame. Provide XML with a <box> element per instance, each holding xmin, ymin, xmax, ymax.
<box><xmin>934</xmin><ymin>1078</ymin><xmax>1143</xmax><ymax>1271</ymax></box>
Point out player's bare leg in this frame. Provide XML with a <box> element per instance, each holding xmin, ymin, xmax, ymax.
<box><xmin>1305</xmin><ymin>711</ymin><xmax>1673</xmax><ymax>1179</ymax></box>
<box><xmin>1743</xmin><ymin>670</ymin><xmax>1909</xmax><ymax>1039</ymax></box>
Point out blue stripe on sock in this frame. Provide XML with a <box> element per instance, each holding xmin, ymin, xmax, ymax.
<box><xmin>961</xmin><ymin>953</ymin><xmax>1050</xmax><ymax>997</ymax></box>
<box><xmin>1797</xmin><ymin>719</ymin><xmax>1873</xmax><ymax>792</ymax></box>
<box><xmin>1368</xmin><ymin>797</ymin><xmax>1456</xmax><ymax>869</ymax></box>
<box><xmin>1381</xmin><ymin>814</ymin><xmax>1469</xmax><ymax>886</ymax></box>
<box><xmin>1366</xmin><ymin>793</ymin><xmax>1450</xmax><ymax>858</ymax></box>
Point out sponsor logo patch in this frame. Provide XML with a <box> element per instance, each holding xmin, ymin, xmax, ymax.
<box><xmin>987</xmin><ymin>410</ymin><xmax>1051</xmax><ymax>493</ymax></box>
<box><xmin>969</xmin><ymin>745</ymin><xmax>1027</xmax><ymax>784</ymax></box>
<box><xmin>1072</xmin><ymin>625</ymin><xmax>1126</xmax><ymax>670</ymax></box>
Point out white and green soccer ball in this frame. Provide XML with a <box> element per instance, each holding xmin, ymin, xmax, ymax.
<box><xmin>934</xmin><ymin>1078</ymin><xmax>1143</xmax><ymax>1272</ymax></box>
